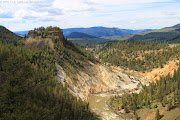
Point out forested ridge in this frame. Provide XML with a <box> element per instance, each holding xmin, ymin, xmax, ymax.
<box><xmin>0</xmin><ymin>25</ymin><xmax>22</xmax><ymax>44</ymax></box>
<box><xmin>98</xmin><ymin>40</ymin><xmax>180</xmax><ymax>72</ymax></box>
<box><xmin>0</xmin><ymin>26</ymin><xmax>98</xmax><ymax>120</ymax></box>
<box><xmin>28</xmin><ymin>26</ymin><xmax>97</xmax><ymax>77</ymax></box>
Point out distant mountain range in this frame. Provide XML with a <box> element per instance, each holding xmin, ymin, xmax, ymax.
<box><xmin>14</xmin><ymin>27</ymin><xmax>155</xmax><ymax>38</ymax></box>
<box><xmin>104</xmin><ymin>23</ymin><xmax>180</xmax><ymax>43</ymax></box>
<box><xmin>14</xmin><ymin>31</ymin><xmax>29</xmax><ymax>36</ymax></box>
<box><xmin>172</xmin><ymin>23</ymin><xmax>180</xmax><ymax>28</ymax></box>
<box><xmin>63</xmin><ymin>27</ymin><xmax>154</xmax><ymax>37</ymax></box>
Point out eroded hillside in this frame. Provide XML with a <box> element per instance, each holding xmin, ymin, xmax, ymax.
<box><xmin>56</xmin><ymin>61</ymin><xmax>151</xmax><ymax>100</ymax></box>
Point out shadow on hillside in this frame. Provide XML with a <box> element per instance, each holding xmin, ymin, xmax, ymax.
<box><xmin>160</xmin><ymin>114</ymin><xmax>164</xmax><ymax>119</ymax></box>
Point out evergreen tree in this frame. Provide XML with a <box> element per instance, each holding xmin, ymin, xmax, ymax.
<box><xmin>167</xmin><ymin>100</ymin><xmax>172</xmax><ymax>111</ymax></box>
<box><xmin>135</xmin><ymin>112</ymin><xmax>139</xmax><ymax>120</ymax></box>
<box><xmin>155</xmin><ymin>109</ymin><xmax>160</xmax><ymax>120</ymax></box>
<box><xmin>124</xmin><ymin>106</ymin><xmax>129</xmax><ymax>113</ymax></box>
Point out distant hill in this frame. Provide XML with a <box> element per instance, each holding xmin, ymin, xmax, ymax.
<box><xmin>172</xmin><ymin>23</ymin><xmax>180</xmax><ymax>28</ymax></box>
<box><xmin>102</xmin><ymin>34</ymin><xmax>134</xmax><ymax>41</ymax></box>
<box><xmin>0</xmin><ymin>25</ymin><xmax>22</xmax><ymax>44</ymax></box>
<box><xmin>67</xmin><ymin>32</ymin><xmax>97</xmax><ymax>38</ymax></box>
<box><xmin>66</xmin><ymin>32</ymin><xmax>116</xmax><ymax>46</ymax></box>
<box><xmin>104</xmin><ymin>23</ymin><xmax>180</xmax><ymax>43</ymax></box>
<box><xmin>14</xmin><ymin>31</ymin><xmax>29</xmax><ymax>36</ymax></box>
<box><xmin>67</xmin><ymin>32</ymin><xmax>99</xmax><ymax>46</ymax></box>
<box><xmin>63</xmin><ymin>27</ymin><xmax>131</xmax><ymax>37</ymax></box>
<box><xmin>136</xmin><ymin>29</ymin><xmax>156</xmax><ymax>33</ymax></box>
<box><xmin>68</xmin><ymin>37</ymin><xmax>117</xmax><ymax>47</ymax></box>
<box><xmin>63</xmin><ymin>27</ymin><xmax>154</xmax><ymax>37</ymax></box>
<box><xmin>167</xmin><ymin>35</ymin><xmax>180</xmax><ymax>43</ymax></box>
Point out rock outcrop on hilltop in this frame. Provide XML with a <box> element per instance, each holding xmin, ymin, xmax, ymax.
<box><xmin>24</xmin><ymin>27</ymin><xmax>65</xmax><ymax>49</ymax></box>
<box><xmin>27</xmin><ymin>30</ymin><xmax>64</xmax><ymax>40</ymax></box>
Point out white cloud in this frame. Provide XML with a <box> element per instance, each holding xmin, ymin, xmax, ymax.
<box><xmin>52</xmin><ymin>0</ymin><xmax>174</xmax><ymax>14</ymax></box>
<box><xmin>87</xmin><ymin>0</ymin><xmax>173</xmax><ymax>4</ymax></box>
<box><xmin>14</xmin><ymin>9</ymin><xmax>26</xmax><ymax>18</ymax></box>
<box><xmin>52</xmin><ymin>0</ymin><xmax>99</xmax><ymax>15</ymax></box>
<box><xmin>0</xmin><ymin>0</ymin><xmax>179</xmax><ymax>31</ymax></box>
<box><xmin>130</xmin><ymin>21</ymin><xmax>136</xmax><ymax>24</ymax></box>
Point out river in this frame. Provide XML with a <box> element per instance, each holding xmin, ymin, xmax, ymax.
<box><xmin>87</xmin><ymin>93</ymin><xmax>124</xmax><ymax>120</ymax></box>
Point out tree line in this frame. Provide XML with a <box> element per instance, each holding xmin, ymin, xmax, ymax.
<box><xmin>99</xmin><ymin>40</ymin><xmax>180</xmax><ymax>72</ymax></box>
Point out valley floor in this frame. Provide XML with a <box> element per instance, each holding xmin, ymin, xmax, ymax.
<box><xmin>87</xmin><ymin>93</ymin><xmax>124</xmax><ymax>120</ymax></box>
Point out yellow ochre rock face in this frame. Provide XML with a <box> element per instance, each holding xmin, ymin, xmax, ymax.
<box><xmin>56</xmin><ymin>63</ymin><xmax>143</xmax><ymax>100</ymax></box>
<box><xmin>140</xmin><ymin>60</ymin><xmax>179</xmax><ymax>82</ymax></box>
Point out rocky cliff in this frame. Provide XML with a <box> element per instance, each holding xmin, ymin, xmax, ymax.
<box><xmin>56</xmin><ymin>62</ymin><xmax>146</xmax><ymax>100</ymax></box>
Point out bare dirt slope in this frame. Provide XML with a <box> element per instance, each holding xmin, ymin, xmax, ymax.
<box><xmin>139</xmin><ymin>60</ymin><xmax>179</xmax><ymax>82</ymax></box>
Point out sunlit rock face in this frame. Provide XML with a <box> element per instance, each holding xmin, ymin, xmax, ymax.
<box><xmin>27</xmin><ymin>31</ymin><xmax>64</xmax><ymax>40</ymax></box>
<box><xmin>56</xmin><ymin>62</ymin><xmax>143</xmax><ymax>100</ymax></box>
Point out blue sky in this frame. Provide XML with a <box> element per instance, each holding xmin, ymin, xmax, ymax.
<box><xmin>0</xmin><ymin>0</ymin><xmax>180</xmax><ymax>31</ymax></box>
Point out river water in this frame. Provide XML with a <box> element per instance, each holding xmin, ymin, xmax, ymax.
<box><xmin>87</xmin><ymin>93</ymin><xmax>124</xmax><ymax>120</ymax></box>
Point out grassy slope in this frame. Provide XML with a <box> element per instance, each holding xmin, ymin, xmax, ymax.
<box><xmin>68</xmin><ymin>37</ymin><xmax>114</xmax><ymax>47</ymax></box>
<box><xmin>68</xmin><ymin>38</ymin><xmax>96</xmax><ymax>46</ymax></box>
<box><xmin>168</xmin><ymin>36</ymin><xmax>180</xmax><ymax>44</ymax></box>
<box><xmin>137</xmin><ymin>106</ymin><xmax>180</xmax><ymax>120</ymax></box>
<box><xmin>102</xmin><ymin>34</ymin><xmax>134</xmax><ymax>41</ymax></box>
